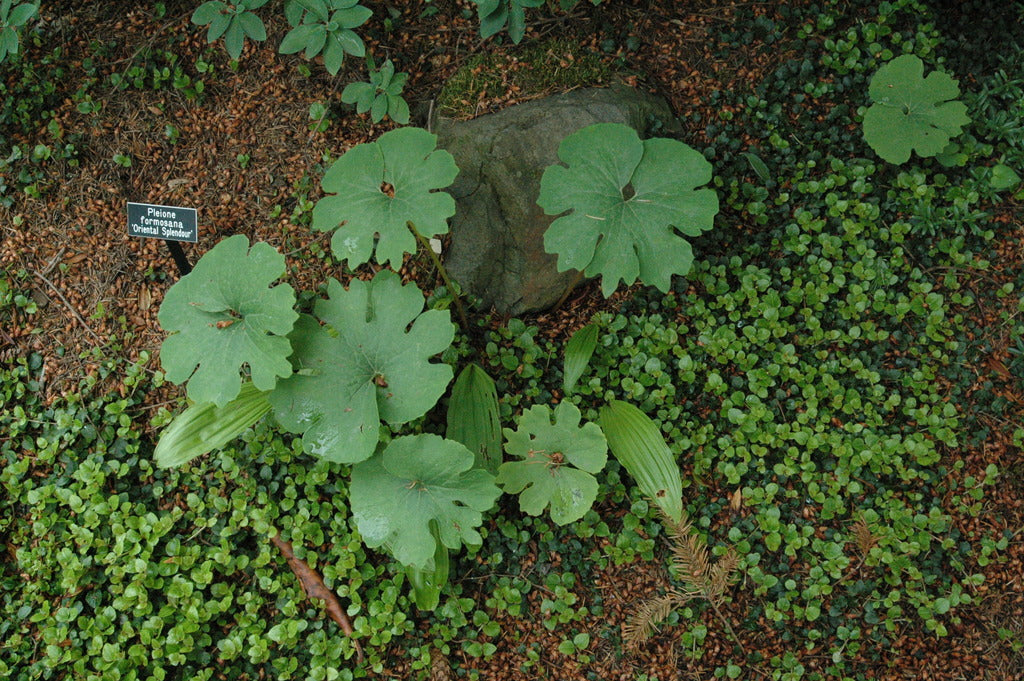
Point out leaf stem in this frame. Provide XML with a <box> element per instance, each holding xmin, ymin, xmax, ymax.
<box><xmin>553</xmin><ymin>270</ymin><xmax>586</xmax><ymax>312</ymax></box>
<box><xmin>407</xmin><ymin>221</ymin><xmax>469</xmax><ymax>331</ymax></box>
<box><xmin>708</xmin><ymin>599</ymin><xmax>748</xmax><ymax>658</ymax></box>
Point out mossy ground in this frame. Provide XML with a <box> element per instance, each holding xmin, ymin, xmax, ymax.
<box><xmin>435</xmin><ymin>38</ymin><xmax>614</xmax><ymax>119</ymax></box>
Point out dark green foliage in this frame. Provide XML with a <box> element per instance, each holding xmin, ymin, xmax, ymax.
<box><xmin>0</xmin><ymin>0</ymin><xmax>36</xmax><ymax>63</ymax></box>
<box><xmin>563</xmin><ymin>322</ymin><xmax>599</xmax><ymax>394</ymax></box>
<box><xmin>473</xmin><ymin>0</ymin><xmax>545</xmax><ymax>44</ymax></box>
<box><xmin>0</xmin><ymin>354</ymin><xmax>416</xmax><ymax>679</ymax></box>
<box><xmin>3</xmin><ymin>0</ymin><xmax>1021</xmax><ymax>678</ymax></box>
<box><xmin>446</xmin><ymin>363</ymin><xmax>503</xmax><ymax>474</ymax></box>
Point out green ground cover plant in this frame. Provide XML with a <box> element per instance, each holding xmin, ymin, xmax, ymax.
<box><xmin>280</xmin><ymin>0</ymin><xmax>371</xmax><ymax>75</ymax></box>
<box><xmin>4</xmin><ymin>0</ymin><xmax>1024</xmax><ymax>678</ymax></box>
<box><xmin>192</xmin><ymin>0</ymin><xmax>269</xmax><ymax>61</ymax></box>
<box><xmin>0</xmin><ymin>0</ymin><xmax>36</xmax><ymax>62</ymax></box>
<box><xmin>149</xmin><ymin>115</ymin><xmax>710</xmax><ymax>605</ymax></box>
<box><xmin>340</xmin><ymin>58</ymin><xmax>410</xmax><ymax>125</ymax></box>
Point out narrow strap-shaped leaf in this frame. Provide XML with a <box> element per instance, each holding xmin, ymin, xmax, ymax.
<box><xmin>155</xmin><ymin>381</ymin><xmax>271</xmax><ymax>468</ymax></box>
<box><xmin>563</xmin><ymin>322</ymin><xmax>599</xmax><ymax>394</ymax></box>
<box><xmin>370</xmin><ymin>93</ymin><xmax>388</xmax><ymax>123</ymax></box>
<box><xmin>377</xmin><ymin>59</ymin><xmax>395</xmax><ymax>89</ymax></box>
<box><xmin>743</xmin><ymin>152</ymin><xmax>770</xmax><ymax>185</ymax></box>
<box><xmin>321</xmin><ymin>31</ymin><xmax>346</xmax><ymax>74</ymax></box>
<box><xmin>507</xmin><ymin>3</ymin><xmax>527</xmax><ymax>44</ymax></box>
<box><xmin>599</xmin><ymin>400</ymin><xmax>683</xmax><ymax>523</ymax></box>
<box><xmin>0</xmin><ymin>28</ymin><xmax>14</xmax><ymax>60</ymax></box>
<box><xmin>446</xmin><ymin>364</ymin><xmax>503</xmax><ymax>474</ymax></box>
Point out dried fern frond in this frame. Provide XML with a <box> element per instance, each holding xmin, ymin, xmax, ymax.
<box><xmin>623</xmin><ymin>589</ymin><xmax>691</xmax><ymax>650</ymax></box>
<box><xmin>663</xmin><ymin>508</ymin><xmax>694</xmax><ymax>538</ymax></box>
<box><xmin>668</xmin><ymin>517</ymin><xmax>712</xmax><ymax>595</ymax></box>
<box><xmin>708</xmin><ymin>548</ymin><xmax>740</xmax><ymax>604</ymax></box>
<box><xmin>851</xmin><ymin>516</ymin><xmax>878</xmax><ymax>557</ymax></box>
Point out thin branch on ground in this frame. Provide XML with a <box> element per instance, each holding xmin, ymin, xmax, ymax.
<box><xmin>269</xmin><ymin>531</ymin><xmax>364</xmax><ymax>664</ymax></box>
<box><xmin>32</xmin><ymin>269</ymin><xmax>103</xmax><ymax>343</ymax></box>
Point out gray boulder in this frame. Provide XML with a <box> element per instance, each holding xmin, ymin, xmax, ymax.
<box><xmin>432</xmin><ymin>84</ymin><xmax>680</xmax><ymax>315</ymax></box>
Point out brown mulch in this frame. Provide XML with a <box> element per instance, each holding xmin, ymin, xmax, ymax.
<box><xmin>1</xmin><ymin>0</ymin><xmax>1022</xmax><ymax>679</ymax></box>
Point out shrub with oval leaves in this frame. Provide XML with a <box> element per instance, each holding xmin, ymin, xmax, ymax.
<box><xmin>279</xmin><ymin>0</ymin><xmax>371</xmax><ymax>75</ymax></box>
<box><xmin>191</xmin><ymin>0</ymin><xmax>269</xmax><ymax>60</ymax></box>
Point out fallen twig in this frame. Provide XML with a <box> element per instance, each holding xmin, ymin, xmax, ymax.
<box><xmin>269</xmin><ymin>531</ymin><xmax>363</xmax><ymax>663</ymax></box>
<box><xmin>32</xmin><ymin>269</ymin><xmax>103</xmax><ymax>343</ymax></box>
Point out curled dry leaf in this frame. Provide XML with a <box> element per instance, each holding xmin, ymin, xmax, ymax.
<box><xmin>138</xmin><ymin>286</ymin><xmax>151</xmax><ymax>311</ymax></box>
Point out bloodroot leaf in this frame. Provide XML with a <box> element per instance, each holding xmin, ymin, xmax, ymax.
<box><xmin>268</xmin><ymin>270</ymin><xmax>455</xmax><ymax>464</ymax></box>
<box><xmin>863</xmin><ymin>55</ymin><xmax>970</xmax><ymax>164</ymax></box>
<box><xmin>312</xmin><ymin>127</ymin><xmax>458</xmax><ymax>269</ymax></box>
<box><xmin>158</xmin><ymin>235</ymin><xmax>297</xmax><ymax>407</ymax></box>
<box><xmin>496</xmin><ymin>402</ymin><xmax>607</xmax><ymax>525</ymax></box>
<box><xmin>538</xmin><ymin>123</ymin><xmax>718</xmax><ymax>297</ymax></box>
<box><xmin>351</xmin><ymin>434</ymin><xmax>501</xmax><ymax>569</ymax></box>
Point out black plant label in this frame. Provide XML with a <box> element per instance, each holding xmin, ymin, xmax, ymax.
<box><xmin>127</xmin><ymin>202</ymin><xmax>198</xmax><ymax>243</ymax></box>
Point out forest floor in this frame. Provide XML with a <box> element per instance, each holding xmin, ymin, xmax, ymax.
<box><xmin>1</xmin><ymin>1</ymin><xmax>1022</xmax><ymax>680</ymax></box>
